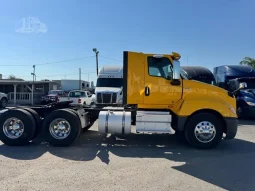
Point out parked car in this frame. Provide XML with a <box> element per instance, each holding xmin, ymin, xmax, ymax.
<box><xmin>0</xmin><ymin>92</ymin><xmax>8</xmax><ymax>109</ymax></box>
<box><xmin>227</xmin><ymin>77</ymin><xmax>255</xmax><ymax>119</ymax></box>
<box><xmin>58</xmin><ymin>90</ymin><xmax>95</xmax><ymax>106</ymax></box>
<box><xmin>41</xmin><ymin>90</ymin><xmax>66</xmax><ymax>105</ymax></box>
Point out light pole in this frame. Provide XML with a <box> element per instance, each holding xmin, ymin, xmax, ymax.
<box><xmin>31</xmin><ymin>65</ymin><xmax>36</xmax><ymax>105</ymax></box>
<box><xmin>93</xmin><ymin>48</ymin><xmax>99</xmax><ymax>75</ymax></box>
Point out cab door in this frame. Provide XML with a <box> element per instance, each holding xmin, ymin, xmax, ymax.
<box><xmin>143</xmin><ymin>55</ymin><xmax>182</xmax><ymax>108</ymax></box>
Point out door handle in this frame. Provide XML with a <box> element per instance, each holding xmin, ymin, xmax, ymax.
<box><xmin>145</xmin><ymin>86</ymin><xmax>150</xmax><ymax>96</ymax></box>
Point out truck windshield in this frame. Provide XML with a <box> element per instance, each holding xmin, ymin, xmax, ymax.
<box><xmin>96</xmin><ymin>78</ymin><xmax>123</xmax><ymax>87</ymax></box>
<box><xmin>238</xmin><ymin>79</ymin><xmax>255</xmax><ymax>89</ymax></box>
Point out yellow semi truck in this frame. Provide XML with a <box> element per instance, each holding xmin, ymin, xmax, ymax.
<box><xmin>0</xmin><ymin>51</ymin><xmax>241</xmax><ymax>149</ymax></box>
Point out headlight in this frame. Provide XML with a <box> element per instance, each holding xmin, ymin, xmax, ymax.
<box><xmin>246</xmin><ymin>101</ymin><xmax>255</xmax><ymax>106</ymax></box>
<box><xmin>118</xmin><ymin>98</ymin><xmax>123</xmax><ymax>104</ymax></box>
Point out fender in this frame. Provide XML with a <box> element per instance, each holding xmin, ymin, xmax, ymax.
<box><xmin>174</xmin><ymin>97</ymin><xmax>237</xmax><ymax>132</ymax></box>
<box><xmin>177</xmin><ymin>98</ymin><xmax>236</xmax><ymax>118</ymax></box>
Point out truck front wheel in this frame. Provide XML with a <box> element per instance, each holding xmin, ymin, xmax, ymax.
<box><xmin>42</xmin><ymin>109</ymin><xmax>81</xmax><ymax>147</ymax></box>
<box><xmin>184</xmin><ymin>113</ymin><xmax>224</xmax><ymax>149</ymax></box>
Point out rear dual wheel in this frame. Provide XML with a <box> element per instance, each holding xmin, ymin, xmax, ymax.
<box><xmin>0</xmin><ymin>109</ymin><xmax>36</xmax><ymax>146</ymax></box>
<box><xmin>42</xmin><ymin>109</ymin><xmax>82</xmax><ymax>147</ymax></box>
<box><xmin>22</xmin><ymin>108</ymin><xmax>42</xmax><ymax>139</ymax></box>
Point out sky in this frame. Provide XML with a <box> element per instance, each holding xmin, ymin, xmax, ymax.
<box><xmin>0</xmin><ymin>0</ymin><xmax>254</xmax><ymax>84</ymax></box>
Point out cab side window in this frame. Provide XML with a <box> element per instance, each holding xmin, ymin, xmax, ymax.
<box><xmin>147</xmin><ymin>57</ymin><xmax>173</xmax><ymax>80</ymax></box>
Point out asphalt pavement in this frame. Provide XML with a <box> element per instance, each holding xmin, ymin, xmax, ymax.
<box><xmin>0</xmin><ymin>118</ymin><xmax>254</xmax><ymax>191</ymax></box>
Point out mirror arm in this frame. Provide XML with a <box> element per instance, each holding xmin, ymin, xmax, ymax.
<box><xmin>232</xmin><ymin>88</ymin><xmax>241</xmax><ymax>94</ymax></box>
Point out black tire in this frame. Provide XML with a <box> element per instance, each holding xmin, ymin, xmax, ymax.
<box><xmin>42</xmin><ymin>109</ymin><xmax>81</xmax><ymax>147</ymax></box>
<box><xmin>0</xmin><ymin>109</ymin><xmax>36</xmax><ymax>146</ymax></box>
<box><xmin>61</xmin><ymin>108</ymin><xmax>82</xmax><ymax>137</ymax></box>
<box><xmin>22</xmin><ymin>108</ymin><xmax>41</xmax><ymax>139</ymax></box>
<box><xmin>0</xmin><ymin>97</ymin><xmax>8</xmax><ymax>109</ymax></box>
<box><xmin>184</xmin><ymin>113</ymin><xmax>224</xmax><ymax>149</ymax></box>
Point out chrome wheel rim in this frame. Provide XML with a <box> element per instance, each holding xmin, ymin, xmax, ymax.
<box><xmin>194</xmin><ymin>121</ymin><xmax>216</xmax><ymax>143</ymax></box>
<box><xmin>49</xmin><ymin>118</ymin><xmax>71</xmax><ymax>140</ymax></box>
<box><xmin>3</xmin><ymin>117</ymin><xmax>24</xmax><ymax>139</ymax></box>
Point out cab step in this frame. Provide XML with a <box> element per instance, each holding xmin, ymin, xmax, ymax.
<box><xmin>135</xmin><ymin>111</ymin><xmax>172</xmax><ymax>134</ymax></box>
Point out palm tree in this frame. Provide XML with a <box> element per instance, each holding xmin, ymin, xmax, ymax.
<box><xmin>239</xmin><ymin>57</ymin><xmax>255</xmax><ymax>69</ymax></box>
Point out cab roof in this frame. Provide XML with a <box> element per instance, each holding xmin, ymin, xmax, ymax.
<box><xmin>98</xmin><ymin>65</ymin><xmax>123</xmax><ymax>78</ymax></box>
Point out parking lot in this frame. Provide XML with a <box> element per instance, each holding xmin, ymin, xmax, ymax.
<box><xmin>0</xmin><ymin>120</ymin><xmax>254</xmax><ymax>191</ymax></box>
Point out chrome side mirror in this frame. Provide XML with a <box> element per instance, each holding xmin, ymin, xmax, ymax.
<box><xmin>173</xmin><ymin>60</ymin><xmax>180</xmax><ymax>80</ymax></box>
<box><xmin>239</xmin><ymin>82</ymin><xmax>247</xmax><ymax>89</ymax></box>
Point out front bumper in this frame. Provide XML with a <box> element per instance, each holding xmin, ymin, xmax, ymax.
<box><xmin>224</xmin><ymin>117</ymin><xmax>238</xmax><ymax>140</ymax></box>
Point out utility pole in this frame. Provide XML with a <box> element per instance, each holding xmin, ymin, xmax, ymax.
<box><xmin>88</xmin><ymin>74</ymin><xmax>90</xmax><ymax>82</ymax></box>
<box><xmin>79</xmin><ymin>68</ymin><xmax>81</xmax><ymax>90</ymax></box>
<box><xmin>93</xmin><ymin>48</ymin><xmax>99</xmax><ymax>75</ymax></box>
<box><xmin>31</xmin><ymin>65</ymin><xmax>36</xmax><ymax>105</ymax></box>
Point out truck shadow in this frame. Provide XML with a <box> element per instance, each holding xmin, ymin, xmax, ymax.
<box><xmin>0</xmin><ymin>130</ymin><xmax>254</xmax><ymax>191</ymax></box>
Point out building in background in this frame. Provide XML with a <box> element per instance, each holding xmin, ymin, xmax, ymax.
<box><xmin>0</xmin><ymin>79</ymin><xmax>60</xmax><ymax>105</ymax></box>
<box><xmin>60</xmin><ymin>79</ymin><xmax>90</xmax><ymax>91</ymax></box>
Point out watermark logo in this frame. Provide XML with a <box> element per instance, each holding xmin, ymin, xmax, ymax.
<box><xmin>15</xmin><ymin>16</ymin><xmax>48</xmax><ymax>34</ymax></box>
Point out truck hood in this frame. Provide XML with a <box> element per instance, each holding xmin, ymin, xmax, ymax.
<box><xmin>182</xmin><ymin>79</ymin><xmax>236</xmax><ymax>108</ymax></box>
<box><xmin>47</xmin><ymin>94</ymin><xmax>58</xmax><ymax>97</ymax></box>
<box><xmin>0</xmin><ymin>93</ymin><xmax>7</xmax><ymax>96</ymax></box>
<box><xmin>95</xmin><ymin>87</ymin><xmax>122</xmax><ymax>93</ymax></box>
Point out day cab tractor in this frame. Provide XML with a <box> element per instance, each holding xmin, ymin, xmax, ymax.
<box><xmin>0</xmin><ymin>51</ymin><xmax>241</xmax><ymax>149</ymax></box>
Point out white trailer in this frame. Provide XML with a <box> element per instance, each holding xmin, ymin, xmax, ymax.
<box><xmin>61</xmin><ymin>79</ymin><xmax>90</xmax><ymax>91</ymax></box>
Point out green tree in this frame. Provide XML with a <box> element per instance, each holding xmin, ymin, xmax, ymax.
<box><xmin>8</xmin><ymin>75</ymin><xmax>24</xmax><ymax>80</ymax></box>
<box><xmin>239</xmin><ymin>57</ymin><xmax>255</xmax><ymax>69</ymax></box>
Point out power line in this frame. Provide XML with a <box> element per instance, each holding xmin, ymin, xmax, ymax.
<box><xmin>37</xmin><ymin>72</ymin><xmax>97</xmax><ymax>78</ymax></box>
<box><xmin>3</xmin><ymin>71</ymin><xmax>97</xmax><ymax>79</ymax></box>
<box><xmin>99</xmin><ymin>55</ymin><xmax>122</xmax><ymax>63</ymax></box>
<box><xmin>36</xmin><ymin>56</ymin><xmax>95</xmax><ymax>66</ymax></box>
<box><xmin>0</xmin><ymin>55</ymin><xmax>95</xmax><ymax>66</ymax></box>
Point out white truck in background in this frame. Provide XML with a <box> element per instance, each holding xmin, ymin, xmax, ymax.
<box><xmin>95</xmin><ymin>65</ymin><xmax>123</xmax><ymax>106</ymax></box>
<box><xmin>58</xmin><ymin>90</ymin><xmax>95</xmax><ymax>106</ymax></box>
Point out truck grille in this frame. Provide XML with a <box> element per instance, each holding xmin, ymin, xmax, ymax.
<box><xmin>112</xmin><ymin>93</ymin><xmax>117</xmax><ymax>103</ymax></box>
<box><xmin>97</xmin><ymin>93</ymin><xmax>117</xmax><ymax>104</ymax></box>
<box><xmin>97</xmin><ymin>93</ymin><xmax>102</xmax><ymax>103</ymax></box>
